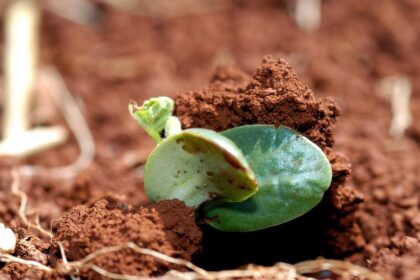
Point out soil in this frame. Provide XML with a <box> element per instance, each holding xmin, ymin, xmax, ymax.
<box><xmin>176</xmin><ymin>57</ymin><xmax>339</xmax><ymax>149</ymax></box>
<box><xmin>0</xmin><ymin>0</ymin><xmax>419</xmax><ymax>279</ymax></box>
<box><xmin>1</xmin><ymin>199</ymin><xmax>202</xmax><ymax>279</ymax></box>
<box><xmin>52</xmin><ymin>199</ymin><xmax>202</xmax><ymax>278</ymax></box>
<box><xmin>175</xmin><ymin>56</ymin><xmax>362</xmax><ymax>268</ymax></box>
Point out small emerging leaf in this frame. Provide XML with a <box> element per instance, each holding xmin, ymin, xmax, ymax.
<box><xmin>204</xmin><ymin>125</ymin><xmax>332</xmax><ymax>232</ymax></box>
<box><xmin>144</xmin><ymin>128</ymin><xmax>258</xmax><ymax>207</ymax></box>
<box><xmin>129</xmin><ymin>97</ymin><xmax>174</xmax><ymax>143</ymax></box>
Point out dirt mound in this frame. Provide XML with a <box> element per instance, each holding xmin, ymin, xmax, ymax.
<box><xmin>52</xmin><ymin>199</ymin><xmax>202</xmax><ymax>278</ymax></box>
<box><xmin>175</xmin><ymin>56</ymin><xmax>338</xmax><ymax>149</ymax></box>
<box><xmin>0</xmin><ymin>199</ymin><xmax>201</xmax><ymax>279</ymax></box>
<box><xmin>175</xmin><ymin>57</ymin><xmax>363</xmax><ymax>268</ymax></box>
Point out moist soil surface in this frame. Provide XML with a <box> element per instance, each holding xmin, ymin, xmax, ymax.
<box><xmin>0</xmin><ymin>1</ymin><xmax>420</xmax><ymax>279</ymax></box>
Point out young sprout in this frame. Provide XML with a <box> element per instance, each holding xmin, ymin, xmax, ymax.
<box><xmin>129</xmin><ymin>97</ymin><xmax>258</xmax><ymax>207</ymax></box>
<box><xmin>129</xmin><ymin>97</ymin><xmax>174</xmax><ymax>143</ymax></box>
<box><xmin>130</xmin><ymin>97</ymin><xmax>332</xmax><ymax>231</ymax></box>
<box><xmin>0</xmin><ymin>223</ymin><xmax>16</xmax><ymax>253</ymax></box>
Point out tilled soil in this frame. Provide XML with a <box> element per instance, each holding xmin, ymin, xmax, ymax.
<box><xmin>53</xmin><ymin>199</ymin><xmax>202</xmax><ymax>278</ymax></box>
<box><xmin>0</xmin><ymin>0</ymin><xmax>419</xmax><ymax>279</ymax></box>
<box><xmin>175</xmin><ymin>56</ymin><xmax>361</xmax><ymax>269</ymax></box>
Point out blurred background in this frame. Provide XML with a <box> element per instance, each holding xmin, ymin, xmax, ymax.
<box><xmin>0</xmin><ymin>0</ymin><xmax>418</xmax><ymax>162</ymax></box>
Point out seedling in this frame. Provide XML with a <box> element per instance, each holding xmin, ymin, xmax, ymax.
<box><xmin>129</xmin><ymin>98</ymin><xmax>258</xmax><ymax>207</ymax></box>
<box><xmin>130</xmin><ymin>97</ymin><xmax>332</xmax><ymax>232</ymax></box>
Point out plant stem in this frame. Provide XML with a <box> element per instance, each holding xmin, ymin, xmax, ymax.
<box><xmin>164</xmin><ymin>116</ymin><xmax>182</xmax><ymax>138</ymax></box>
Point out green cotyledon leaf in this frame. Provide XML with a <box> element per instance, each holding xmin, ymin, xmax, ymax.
<box><xmin>203</xmin><ymin>125</ymin><xmax>332</xmax><ymax>232</ymax></box>
<box><xmin>144</xmin><ymin>128</ymin><xmax>258</xmax><ymax>207</ymax></box>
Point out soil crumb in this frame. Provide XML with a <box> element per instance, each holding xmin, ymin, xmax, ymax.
<box><xmin>176</xmin><ymin>56</ymin><xmax>338</xmax><ymax>149</ymax></box>
<box><xmin>343</xmin><ymin>137</ymin><xmax>420</xmax><ymax>279</ymax></box>
<box><xmin>369</xmin><ymin>245</ymin><xmax>420</xmax><ymax>280</ymax></box>
<box><xmin>52</xmin><ymin>199</ymin><xmax>202</xmax><ymax>278</ymax></box>
<box><xmin>175</xmin><ymin>56</ymin><xmax>363</xmax><ymax>268</ymax></box>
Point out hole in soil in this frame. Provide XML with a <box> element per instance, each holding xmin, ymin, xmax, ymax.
<box><xmin>193</xmin><ymin>198</ymin><xmax>335</xmax><ymax>270</ymax></box>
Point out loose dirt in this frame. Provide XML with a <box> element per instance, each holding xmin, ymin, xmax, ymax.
<box><xmin>53</xmin><ymin>199</ymin><xmax>201</xmax><ymax>278</ymax></box>
<box><xmin>0</xmin><ymin>0</ymin><xmax>419</xmax><ymax>279</ymax></box>
<box><xmin>176</xmin><ymin>56</ymin><xmax>362</xmax><ymax>269</ymax></box>
<box><xmin>0</xmin><ymin>198</ymin><xmax>201</xmax><ymax>279</ymax></box>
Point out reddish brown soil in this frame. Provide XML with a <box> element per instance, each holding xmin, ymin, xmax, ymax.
<box><xmin>53</xmin><ymin>199</ymin><xmax>201</xmax><ymax>278</ymax></box>
<box><xmin>0</xmin><ymin>198</ymin><xmax>201</xmax><ymax>279</ymax></box>
<box><xmin>176</xmin><ymin>56</ymin><xmax>361</xmax><ymax>269</ymax></box>
<box><xmin>0</xmin><ymin>0</ymin><xmax>419</xmax><ymax>279</ymax></box>
<box><xmin>176</xmin><ymin>57</ymin><xmax>339</xmax><ymax>149</ymax></box>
